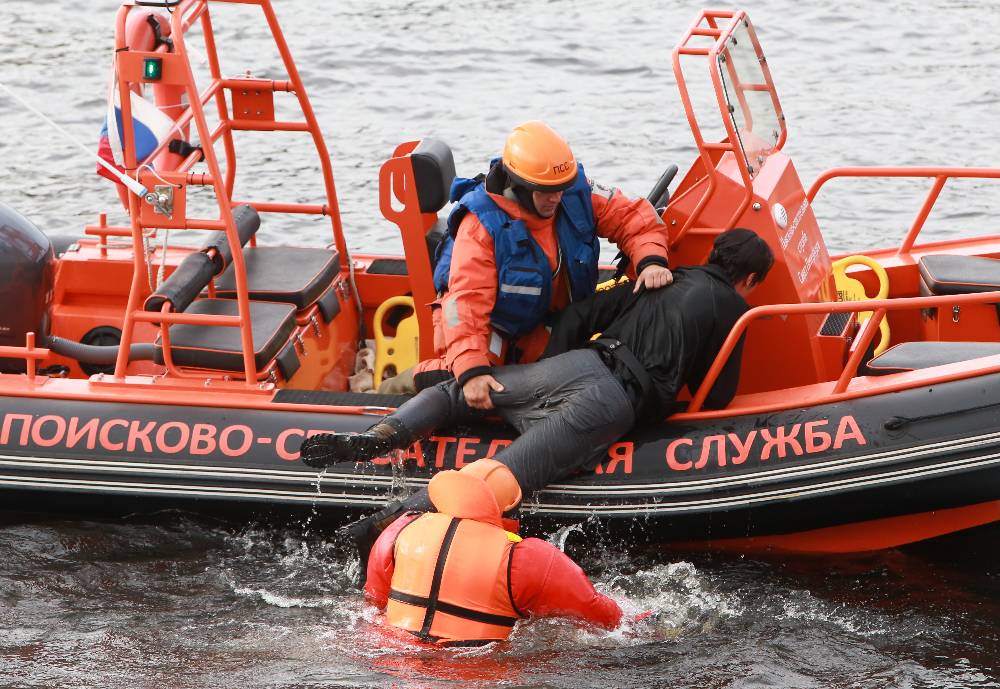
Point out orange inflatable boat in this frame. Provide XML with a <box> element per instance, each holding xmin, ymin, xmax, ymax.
<box><xmin>2</xmin><ymin>3</ymin><xmax>1000</xmax><ymax>554</ymax></box>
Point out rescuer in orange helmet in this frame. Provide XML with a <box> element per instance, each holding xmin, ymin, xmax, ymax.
<box><xmin>397</xmin><ymin>120</ymin><xmax>672</xmax><ymax>401</ymax></box>
<box><xmin>364</xmin><ymin>458</ymin><xmax>622</xmax><ymax>645</ymax></box>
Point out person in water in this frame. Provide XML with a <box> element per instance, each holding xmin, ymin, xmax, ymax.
<box><xmin>303</xmin><ymin>228</ymin><xmax>774</xmax><ymax>554</ymax></box>
<box><xmin>365</xmin><ymin>458</ymin><xmax>622</xmax><ymax>645</ymax></box>
<box><xmin>394</xmin><ymin>119</ymin><xmax>672</xmax><ymax>397</ymax></box>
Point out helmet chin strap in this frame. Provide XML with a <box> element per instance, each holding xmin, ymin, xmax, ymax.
<box><xmin>508</xmin><ymin>183</ymin><xmax>541</xmax><ymax>217</ymax></box>
<box><xmin>491</xmin><ymin>161</ymin><xmax>540</xmax><ymax>215</ymax></box>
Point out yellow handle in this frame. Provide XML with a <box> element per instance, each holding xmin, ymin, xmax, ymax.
<box><xmin>831</xmin><ymin>255</ymin><xmax>889</xmax><ymax>301</ymax></box>
<box><xmin>373</xmin><ymin>296</ymin><xmax>420</xmax><ymax>386</ymax></box>
<box><xmin>831</xmin><ymin>255</ymin><xmax>891</xmax><ymax>355</ymax></box>
<box><xmin>596</xmin><ymin>275</ymin><xmax>629</xmax><ymax>291</ymax></box>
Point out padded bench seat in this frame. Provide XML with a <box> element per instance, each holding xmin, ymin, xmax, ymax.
<box><xmin>216</xmin><ymin>247</ymin><xmax>339</xmax><ymax>311</ymax></box>
<box><xmin>153</xmin><ymin>298</ymin><xmax>297</xmax><ymax>374</ymax></box>
<box><xmin>919</xmin><ymin>255</ymin><xmax>1000</xmax><ymax>295</ymax></box>
<box><xmin>868</xmin><ymin>341</ymin><xmax>1000</xmax><ymax>375</ymax></box>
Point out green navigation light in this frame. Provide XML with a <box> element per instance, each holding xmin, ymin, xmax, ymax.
<box><xmin>143</xmin><ymin>57</ymin><xmax>163</xmax><ymax>81</ymax></box>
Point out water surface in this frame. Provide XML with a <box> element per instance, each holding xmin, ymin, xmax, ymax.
<box><xmin>1</xmin><ymin>1</ymin><xmax>999</xmax><ymax>687</ymax></box>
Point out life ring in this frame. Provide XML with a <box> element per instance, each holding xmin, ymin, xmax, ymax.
<box><xmin>111</xmin><ymin>9</ymin><xmax>189</xmax><ymax>208</ymax></box>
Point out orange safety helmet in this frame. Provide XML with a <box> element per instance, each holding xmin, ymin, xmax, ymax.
<box><xmin>460</xmin><ymin>458</ymin><xmax>522</xmax><ymax>513</ymax></box>
<box><xmin>428</xmin><ymin>459</ymin><xmax>523</xmax><ymax>519</ymax></box>
<box><xmin>501</xmin><ymin>121</ymin><xmax>578</xmax><ymax>193</ymax></box>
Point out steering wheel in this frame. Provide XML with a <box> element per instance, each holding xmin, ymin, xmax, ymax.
<box><xmin>646</xmin><ymin>164</ymin><xmax>679</xmax><ymax>210</ymax></box>
<box><xmin>830</xmin><ymin>255</ymin><xmax>891</xmax><ymax>355</ymax></box>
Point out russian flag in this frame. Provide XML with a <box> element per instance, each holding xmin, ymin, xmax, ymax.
<box><xmin>97</xmin><ymin>89</ymin><xmax>176</xmax><ymax>184</ymax></box>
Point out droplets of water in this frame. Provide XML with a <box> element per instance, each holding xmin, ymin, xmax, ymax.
<box><xmin>220</xmin><ymin>525</ymin><xmax>360</xmax><ymax>607</ymax></box>
<box><xmin>312</xmin><ymin>466</ymin><xmax>329</xmax><ymax>495</ymax></box>
<box><xmin>385</xmin><ymin>448</ymin><xmax>413</xmax><ymax>500</ymax></box>
<box><xmin>547</xmin><ymin>521</ymin><xmax>586</xmax><ymax>552</ymax></box>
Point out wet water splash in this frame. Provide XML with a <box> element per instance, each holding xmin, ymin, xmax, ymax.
<box><xmin>3</xmin><ymin>513</ymin><xmax>999</xmax><ymax>688</ymax></box>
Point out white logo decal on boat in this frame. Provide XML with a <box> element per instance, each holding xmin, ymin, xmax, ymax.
<box><xmin>779</xmin><ymin>198</ymin><xmax>810</xmax><ymax>249</ymax></box>
<box><xmin>798</xmin><ymin>242</ymin><xmax>821</xmax><ymax>284</ymax></box>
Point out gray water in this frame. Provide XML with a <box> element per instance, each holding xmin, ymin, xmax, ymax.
<box><xmin>1</xmin><ymin>1</ymin><xmax>1000</xmax><ymax>687</ymax></box>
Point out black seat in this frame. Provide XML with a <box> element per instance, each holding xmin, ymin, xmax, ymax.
<box><xmin>411</xmin><ymin>139</ymin><xmax>456</xmax><ymax>214</ymax></box>
<box><xmin>273</xmin><ymin>388</ymin><xmax>412</xmax><ymax>408</ymax></box>
<box><xmin>919</xmin><ymin>255</ymin><xmax>1000</xmax><ymax>295</ymax></box>
<box><xmin>411</xmin><ymin>139</ymin><xmax>455</xmax><ymax>272</ymax></box>
<box><xmin>364</xmin><ymin>218</ymin><xmax>449</xmax><ymax>276</ymax></box>
<box><xmin>215</xmin><ymin>247</ymin><xmax>339</xmax><ymax>311</ymax></box>
<box><xmin>867</xmin><ymin>341</ymin><xmax>1000</xmax><ymax>375</ymax></box>
<box><xmin>153</xmin><ymin>298</ymin><xmax>297</xmax><ymax>374</ymax></box>
<box><xmin>425</xmin><ymin>218</ymin><xmax>448</xmax><ymax>271</ymax></box>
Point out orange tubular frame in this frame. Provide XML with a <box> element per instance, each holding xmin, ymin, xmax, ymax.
<box><xmin>109</xmin><ymin>0</ymin><xmax>351</xmax><ymax>386</ymax></box>
<box><xmin>669</xmin><ymin>9</ymin><xmax>786</xmax><ymax>247</ymax></box>
<box><xmin>0</xmin><ymin>333</ymin><xmax>49</xmax><ymax>383</ymax></box>
<box><xmin>688</xmin><ymin>289</ymin><xmax>1000</xmax><ymax>414</ymax></box>
<box><xmin>806</xmin><ymin>167</ymin><xmax>1000</xmax><ymax>256</ymax></box>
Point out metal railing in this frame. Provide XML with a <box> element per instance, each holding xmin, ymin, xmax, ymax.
<box><xmin>109</xmin><ymin>0</ymin><xmax>348</xmax><ymax>384</ymax></box>
<box><xmin>689</xmin><ymin>290</ymin><xmax>1000</xmax><ymax>413</ymax></box>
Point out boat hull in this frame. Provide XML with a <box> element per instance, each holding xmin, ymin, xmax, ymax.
<box><xmin>2</xmin><ymin>371</ymin><xmax>1000</xmax><ymax>550</ymax></box>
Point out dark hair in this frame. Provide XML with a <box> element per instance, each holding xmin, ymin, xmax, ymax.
<box><xmin>708</xmin><ymin>228</ymin><xmax>774</xmax><ymax>287</ymax></box>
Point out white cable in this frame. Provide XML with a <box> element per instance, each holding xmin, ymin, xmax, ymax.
<box><xmin>0</xmin><ymin>81</ymin><xmax>149</xmax><ymax>199</ymax></box>
<box><xmin>138</xmin><ymin>161</ymin><xmax>181</xmax><ymax>189</ymax></box>
<box><xmin>142</xmin><ymin>230</ymin><xmax>155</xmax><ymax>291</ymax></box>
<box><xmin>136</xmin><ymin>160</ymin><xmax>176</xmax><ymax>290</ymax></box>
<box><xmin>157</xmin><ymin>228</ymin><xmax>171</xmax><ymax>288</ymax></box>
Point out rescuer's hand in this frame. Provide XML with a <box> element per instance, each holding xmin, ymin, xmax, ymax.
<box><xmin>634</xmin><ymin>264</ymin><xmax>673</xmax><ymax>293</ymax></box>
<box><xmin>463</xmin><ymin>374</ymin><xmax>504</xmax><ymax>410</ymax></box>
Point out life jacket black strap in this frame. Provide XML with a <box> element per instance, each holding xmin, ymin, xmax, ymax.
<box><xmin>507</xmin><ymin>541</ymin><xmax>526</xmax><ymax>618</ymax></box>
<box><xmin>418</xmin><ymin>516</ymin><xmax>460</xmax><ymax>638</ymax></box>
<box><xmin>169</xmin><ymin>139</ymin><xmax>204</xmax><ymax>161</ymax></box>
<box><xmin>611</xmin><ymin>250</ymin><xmax>629</xmax><ymax>282</ymax></box>
<box><xmin>389</xmin><ymin>590</ymin><xmax>518</xmax><ymax>629</ymax></box>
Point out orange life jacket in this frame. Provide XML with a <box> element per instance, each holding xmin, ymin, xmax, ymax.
<box><xmin>386</xmin><ymin>511</ymin><xmax>521</xmax><ymax>643</ymax></box>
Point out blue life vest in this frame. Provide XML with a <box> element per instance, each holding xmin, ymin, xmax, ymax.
<box><xmin>432</xmin><ymin>163</ymin><xmax>599</xmax><ymax>338</ymax></box>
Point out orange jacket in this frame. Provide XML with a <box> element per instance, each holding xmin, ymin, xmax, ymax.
<box><xmin>424</xmin><ymin>183</ymin><xmax>668</xmax><ymax>385</ymax></box>
<box><xmin>366</xmin><ymin>479</ymin><xmax>622</xmax><ymax>643</ymax></box>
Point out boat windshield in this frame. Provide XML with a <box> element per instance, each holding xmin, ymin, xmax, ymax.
<box><xmin>717</xmin><ymin>21</ymin><xmax>784</xmax><ymax>178</ymax></box>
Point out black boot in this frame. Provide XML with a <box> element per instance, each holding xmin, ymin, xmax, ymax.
<box><xmin>299</xmin><ymin>417</ymin><xmax>414</xmax><ymax>469</ymax></box>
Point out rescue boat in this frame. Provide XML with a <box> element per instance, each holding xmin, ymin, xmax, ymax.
<box><xmin>2</xmin><ymin>2</ymin><xmax>999</xmax><ymax>554</ymax></box>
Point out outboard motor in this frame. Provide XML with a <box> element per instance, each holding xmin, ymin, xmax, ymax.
<box><xmin>0</xmin><ymin>204</ymin><xmax>53</xmax><ymax>373</ymax></box>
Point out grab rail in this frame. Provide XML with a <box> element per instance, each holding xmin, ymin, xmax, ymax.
<box><xmin>670</xmin><ymin>10</ymin><xmax>748</xmax><ymax>248</ymax></box>
<box><xmin>688</xmin><ymin>289</ymin><xmax>1000</xmax><ymax>413</ymax></box>
<box><xmin>806</xmin><ymin>167</ymin><xmax>1000</xmax><ymax>256</ymax></box>
<box><xmin>0</xmin><ymin>333</ymin><xmax>50</xmax><ymax>382</ymax></box>
<box><xmin>668</xmin><ymin>9</ymin><xmax>786</xmax><ymax>249</ymax></box>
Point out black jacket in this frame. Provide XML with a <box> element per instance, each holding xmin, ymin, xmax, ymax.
<box><xmin>543</xmin><ymin>264</ymin><xmax>750</xmax><ymax>421</ymax></box>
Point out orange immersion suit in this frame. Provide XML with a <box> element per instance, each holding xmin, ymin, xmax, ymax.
<box><xmin>365</xmin><ymin>463</ymin><xmax>622</xmax><ymax>644</ymax></box>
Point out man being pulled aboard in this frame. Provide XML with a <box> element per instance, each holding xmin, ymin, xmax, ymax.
<box><xmin>303</xmin><ymin>228</ymin><xmax>775</xmax><ymax>557</ymax></box>
<box><xmin>391</xmin><ymin>119</ymin><xmax>673</xmax><ymax>396</ymax></box>
<box><xmin>365</xmin><ymin>458</ymin><xmax>622</xmax><ymax>645</ymax></box>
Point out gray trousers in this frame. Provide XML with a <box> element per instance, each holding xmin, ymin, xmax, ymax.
<box><xmin>392</xmin><ymin>349</ymin><xmax>635</xmax><ymax>509</ymax></box>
